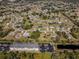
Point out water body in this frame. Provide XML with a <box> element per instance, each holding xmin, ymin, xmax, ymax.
<box><xmin>57</xmin><ymin>44</ymin><xmax>79</xmax><ymax>50</ymax></box>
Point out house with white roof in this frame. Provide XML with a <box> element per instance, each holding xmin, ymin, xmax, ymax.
<box><xmin>10</xmin><ymin>43</ymin><xmax>40</xmax><ymax>52</ymax></box>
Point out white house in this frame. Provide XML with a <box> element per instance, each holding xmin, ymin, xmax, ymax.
<box><xmin>10</xmin><ymin>43</ymin><xmax>40</xmax><ymax>52</ymax></box>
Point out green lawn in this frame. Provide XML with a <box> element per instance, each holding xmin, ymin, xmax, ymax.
<box><xmin>34</xmin><ymin>52</ymin><xmax>52</xmax><ymax>59</ymax></box>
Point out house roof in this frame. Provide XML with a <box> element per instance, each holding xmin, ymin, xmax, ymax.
<box><xmin>10</xmin><ymin>43</ymin><xmax>39</xmax><ymax>48</ymax></box>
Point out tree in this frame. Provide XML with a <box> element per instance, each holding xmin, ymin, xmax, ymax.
<box><xmin>30</xmin><ymin>30</ymin><xmax>41</xmax><ymax>39</ymax></box>
<box><xmin>22</xmin><ymin>18</ymin><xmax>33</xmax><ymax>30</ymax></box>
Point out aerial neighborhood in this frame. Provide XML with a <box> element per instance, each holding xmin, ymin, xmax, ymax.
<box><xmin>0</xmin><ymin>0</ymin><xmax>79</xmax><ymax>59</ymax></box>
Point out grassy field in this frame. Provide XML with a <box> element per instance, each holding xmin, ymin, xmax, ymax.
<box><xmin>34</xmin><ymin>52</ymin><xmax>52</xmax><ymax>59</ymax></box>
<box><xmin>0</xmin><ymin>51</ymin><xmax>52</xmax><ymax>59</ymax></box>
<box><xmin>0</xmin><ymin>51</ymin><xmax>79</xmax><ymax>59</ymax></box>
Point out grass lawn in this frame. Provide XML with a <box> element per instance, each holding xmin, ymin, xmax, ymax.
<box><xmin>34</xmin><ymin>52</ymin><xmax>52</xmax><ymax>59</ymax></box>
